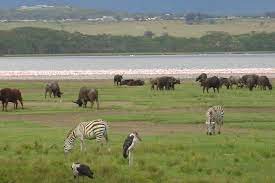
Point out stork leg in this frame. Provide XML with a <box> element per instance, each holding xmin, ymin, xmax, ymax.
<box><xmin>128</xmin><ymin>151</ymin><xmax>131</xmax><ymax>166</ymax></box>
<box><xmin>131</xmin><ymin>152</ymin><xmax>134</xmax><ymax>166</ymax></box>
<box><xmin>129</xmin><ymin>151</ymin><xmax>134</xmax><ymax>167</ymax></box>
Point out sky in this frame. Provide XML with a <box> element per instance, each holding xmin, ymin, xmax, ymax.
<box><xmin>1</xmin><ymin>0</ymin><xmax>275</xmax><ymax>15</ymax></box>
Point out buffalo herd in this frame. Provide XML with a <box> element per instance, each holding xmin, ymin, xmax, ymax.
<box><xmin>114</xmin><ymin>74</ymin><xmax>145</xmax><ymax>86</ymax></box>
<box><xmin>196</xmin><ymin>73</ymin><xmax>272</xmax><ymax>93</ymax></box>
<box><xmin>0</xmin><ymin>73</ymin><xmax>272</xmax><ymax>111</ymax></box>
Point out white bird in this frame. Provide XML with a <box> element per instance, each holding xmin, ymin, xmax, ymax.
<box><xmin>123</xmin><ymin>131</ymin><xmax>142</xmax><ymax>166</ymax></box>
<box><xmin>71</xmin><ymin>162</ymin><xmax>94</xmax><ymax>183</ymax></box>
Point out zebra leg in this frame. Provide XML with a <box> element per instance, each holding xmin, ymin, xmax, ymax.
<box><xmin>80</xmin><ymin>137</ymin><xmax>86</xmax><ymax>152</ymax></box>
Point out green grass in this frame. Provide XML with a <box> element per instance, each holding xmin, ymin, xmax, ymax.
<box><xmin>1</xmin><ymin>19</ymin><xmax>275</xmax><ymax>37</ymax></box>
<box><xmin>0</xmin><ymin>80</ymin><xmax>275</xmax><ymax>182</ymax></box>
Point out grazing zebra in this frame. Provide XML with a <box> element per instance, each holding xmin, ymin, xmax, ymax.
<box><xmin>205</xmin><ymin>106</ymin><xmax>224</xmax><ymax>135</ymax></box>
<box><xmin>64</xmin><ymin>119</ymin><xmax>109</xmax><ymax>154</ymax></box>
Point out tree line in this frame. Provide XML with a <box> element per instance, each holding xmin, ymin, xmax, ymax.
<box><xmin>0</xmin><ymin>27</ymin><xmax>275</xmax><ymax>55</ymax></box>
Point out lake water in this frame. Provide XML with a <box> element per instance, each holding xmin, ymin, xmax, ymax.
<box><xmin>0</xmin><ymin>54</ymin><xmax>275</xmax><ymax>79</ymax></box>
<box><xmin>1</xmin><ymin>54</ymin><xmax>275</xmax><ymax>70</ymax></box>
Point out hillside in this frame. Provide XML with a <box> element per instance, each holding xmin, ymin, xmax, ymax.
<box><xmin>1</xmin><ymin>19</ymin><xmax>275</xmax><ymax>38</ymax></box>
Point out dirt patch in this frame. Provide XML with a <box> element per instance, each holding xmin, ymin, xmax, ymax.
<box><xmin>1</xmin><ymin>112</ymin><xmax>251</xmax><ymax>135</ymax></box>
<box><xmin>109</xmin><ymin>122</ymin><xmax>252</xmax><ymax>135</ymax></box>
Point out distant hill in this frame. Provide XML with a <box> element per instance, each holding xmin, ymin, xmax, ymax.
<box><xmin>2</xmin><ymin>0</ymin><xmax>275</xmax><ymax>15</ymax></box>
<box><xmin>0</xmin><ymin>6</ymin><xmax>123</xmax><ymax>20</ymax></box>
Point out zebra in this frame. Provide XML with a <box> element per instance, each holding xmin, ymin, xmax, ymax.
<box><xmin>205</xmin><ymin>106</ymin><xmax>224</xmax><ymax>135</ymax></box>
<box><xmin>64</xmin><ymin>119</ymin><xmax>109</xmax><ymax>154</ymax></box>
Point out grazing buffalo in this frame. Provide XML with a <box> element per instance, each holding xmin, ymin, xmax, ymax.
<box><xmin>219</xmin><ymin>77</ymin><xmax>230</xmax><ymax>89</ymax></box>
<box><xmin>73</xmin><ymin>87</ymin><xmax>99</xmax><ymax>109</ymax></box>
<box><xmin>228</xmin><ymin>76</ymin><xmax>243</xmax><ymax>89</ymax></box>
<box><xmin>0</xmin><ymin>88</ymin><xmax>24</xmax><ymax>111</ymax></box>
<box><xmin>150</xmin><ymin>78</ymin><xmax>158</xmax><ymax>90</ymax></box>
<box><xmin>168</xmin><ymin>78</ymin><xmax>180</xmax><ymax>90</ymax></box>
<box><xmin>196</xmin><ymin>73</ymin><xmax>207</xmax><ymax>86</ymax></box>
<box><xmin>156</xmin><ymin>76</ymin><xmax>180</xmax><ymax>90</ymax></box>
<box><xmin>246</xmin><ymin>77</ymin><xmax>258</xmax><ymax>91</ymax></box>
<box><xmin>45</xmin><ymin>81</ymin><xmax>63</xmax><ymax>99</ymax></box>
<box><xmin>114</xmin><ymin>74</ymin><xmax>123</xmax><ymax>86</ymax></box>
<box><xmin>241</xmin><ymin>74</ymin><xmax>259</xmax><ymax>87</ymax></box>
<box><xmin>201</xmin><ymin>76</ymin><xmax>220</xmax><ymax>93</ymax></box>
<box><xmin>258</xmin><ymin>76</ymin><xmax>272</xmax><ymax>90</ymax></box>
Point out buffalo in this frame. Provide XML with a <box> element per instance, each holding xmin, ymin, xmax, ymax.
<box><xmin>121</xmin><ymin>79</ymin><xmax>144</xmax><ymax>86</ymax></box>
<box><xmin>150</xmin><ymin>78</ymin><xmax>158</xmax><ymax>90</ymax></box>
<box><xmin>201</xmin><ymin>76</ymin><xmax>220</xmax><ymax>93</ymax></box>
<box><xmin>73</xmin><ymin>87</ymin><xmax>99</xmax><ymax>109</ymax></box>
<box><xmin>219</xmin><ymin>77</ymin><xmax>230</xmax><ymax>89</ymax></box>
<box><xmin>45</xmin><ymin>81</ymin><xmax>63</xmax><ymax>99</ymax></box>
<box><xmin>156</xmin><ymin>76</ymin><xmax>180</xmax><ymax>90</ymax></box>
<box><xmin>246</xmin><ymin>77</ymin><xmax>258</xmax><ymax>91</ymax></box>
<box><xmin>196</xmin><ymin>73</ymin><xmax>207</xmax><ymax>86</ymax></box>
<box><xmin>241</xmin><ymin>74</ymin><xmax>259</xmax><ymax>87</ymax></box>
<box><xmin>120</xmin><ymin>79</ymin><xmax>134</xmax><ymax>85</ymax></box>
<box><xmin>258</xmin><ymin>76</ymin><xmax>272</xmax><ymax>90</ymax></box>
<box><xmin>168</xmin><ymin>78</ymin><xmax>180</xmax><ymax>90</ymax></box>
<box><xmin>228</xmin><ymin>76</ymin><xmax>243</xmax><ymax>89</ymax></box>
<box><xmin>127</xmin><ymin>79</ymin><xmax>145</xmax><ymax>86</ymax></box>
<box><xmin>0</xmin><ymin>88</ymin><xmax>24</xmax><ymax>111</ymax></box>
<box><xmin>114</xmin><ymin>74</ymin><xmax>123</xmax><ymax>86</ymax></box>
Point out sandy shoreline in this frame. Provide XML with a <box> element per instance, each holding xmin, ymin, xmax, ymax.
<box><xmin>1</xmin><ymin>68</ymin><xmax>275</xmax><ymax>80</ymax></box>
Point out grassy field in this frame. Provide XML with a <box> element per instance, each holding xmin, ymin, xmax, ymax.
<box><xmin>0</xmin><ymin>79</ymin><xmax>275</xmax><ymax>182</ymax></box>
<box><xmin>1</xmin><ymin>19</ymin><xmax>275</xmax><ymax>37</ymax></box>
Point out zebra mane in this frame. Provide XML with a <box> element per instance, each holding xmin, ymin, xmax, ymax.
<box><xmin>66</xmin><ymin>125</ymin><xmax>77</xmax><ymax>138</ymax></box>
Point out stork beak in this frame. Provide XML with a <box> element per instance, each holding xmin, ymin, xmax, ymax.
<box><xmin>137</xmin><ymin>135</ymin><xmax>142</xmax><ymax>141</ymax></box>
<box><xmin>72</xmin><ymin>101</ymin><xmax>77</xmax><ymax>104</ymax></box>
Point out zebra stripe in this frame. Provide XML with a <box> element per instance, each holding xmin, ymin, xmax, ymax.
<box><xmin>205</xmin><ymin>105</ymin><xmax>224</xmax><ymax>135</ymax></box>
<box><xmin>64</xmin><ymin>119</ymin><xmax>109</xmax><ymax>153</ymax></box>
